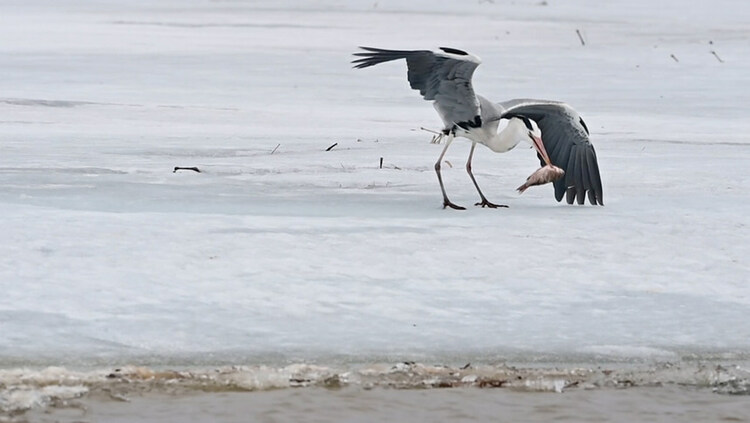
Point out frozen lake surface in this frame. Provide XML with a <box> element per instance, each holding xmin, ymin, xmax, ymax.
<box><xmin>1</xmin><ymin>0</ymin><xmax>750</xmax><ymax>415</ymax></box>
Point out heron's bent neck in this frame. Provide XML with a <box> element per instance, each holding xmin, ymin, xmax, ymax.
<box><xmin>484</xmin><ymin>118</ymin><xmax>527</xmax><ymax>153</ymax></box>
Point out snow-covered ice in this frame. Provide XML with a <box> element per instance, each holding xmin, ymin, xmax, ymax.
<box><xmin>1</xmin><ymin>0</ymin><xmax>749</xmax><ymax>368</ymax></box>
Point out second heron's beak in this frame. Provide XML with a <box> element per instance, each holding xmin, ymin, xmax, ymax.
<box><xmin>528</xmin><ymin>133</ymin><xmax>552</xmax><ymax>167</ymax></box>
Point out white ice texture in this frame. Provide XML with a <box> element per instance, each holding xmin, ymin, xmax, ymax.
<box><xmin>0</xmin><ymin>0</ymin><xmax>749</xmax><ymax>365</ymax></box>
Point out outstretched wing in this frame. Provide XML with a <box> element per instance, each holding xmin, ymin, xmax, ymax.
<box><xmin>352</xmin><ymin>46</ymin><xmax>482</xmax><ymax>129</ymax></box>
<box><xmin>499</xmin><ymin>100</ymin><xmax>604</xmax><ymax>206</ymax></box>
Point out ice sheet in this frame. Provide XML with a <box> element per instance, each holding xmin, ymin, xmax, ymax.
<box><xmin>0</xmin><ymin>0</ymin><xmax>749</xmax><ymax>366</ymax></box>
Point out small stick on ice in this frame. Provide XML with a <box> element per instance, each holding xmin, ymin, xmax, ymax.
<box><xmin>670</xmin><ymin>54</ymin><xmax>679</xmax><ymax>62</ymax></box>
<box><xmin>420</xmin><ymin>126</ymin><xmax>441</xmax><ymax>135</ymax></box>
<box><xmin>421</xmin><ymin>127</ymin><xmax>444</xmax><ymax>144</ymax></box>
<box><xmin>379</xmin><ymin>157</ymin><xmax>383</xmax><ymax>169</ymax></box>
<box><xmin>710</xmin><ymin>50</ymin><xmax>724</xmax><ymax>63</ymax></box>
<box><xmin>173</xmin><ymin>166</ymin><xmax>201</xmax><ymax>173</ymax></box>
<box><xmin>325</xmin><ymin>142</ymin><xmax>338</xmax><ymax>151</ymax></box>
<box><xmin>576</xmin><ymin>29</ymin><xmax>585</xmax><ymax>46</ymax></box>
<box><xmin>270</xmin><ymin>143</ymin><xmax>280</xmax><ymax>154</ymax></box>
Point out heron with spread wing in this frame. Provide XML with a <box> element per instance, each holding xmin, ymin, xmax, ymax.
<box><xmin>352</xmin><ymin>46</ymin><xmax>603</xmax><ymax>209</ymax></box>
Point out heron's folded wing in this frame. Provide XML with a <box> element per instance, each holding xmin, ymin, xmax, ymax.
<box><xmin>501</xmin><ymin>101</ymin><xmax>603</xmax><ymax>205</ymax></box>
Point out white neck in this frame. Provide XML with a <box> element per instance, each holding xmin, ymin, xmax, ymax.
<box><xmin>485</xmin><ymin>118</ymin><xmax>528</xmax><ymax>153</ymax></box>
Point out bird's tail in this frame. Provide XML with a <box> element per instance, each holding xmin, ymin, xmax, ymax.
<box><xmin>351</xmin><ymin>47</ymin><xmax>414</xmax><ymax>69</ymax></box>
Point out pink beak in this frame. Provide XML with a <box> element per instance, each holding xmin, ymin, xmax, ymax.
<box><xmin>528</xmin><ymin>133</ymin><xmax>552</xmax><ymax>167</ymax></box>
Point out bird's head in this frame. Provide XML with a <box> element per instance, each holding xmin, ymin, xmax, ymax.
<box><xmin>505</xmin><ymin>116</ymin><xmax>550</xmax><ymax>166</ymax></box>
<box><xmin>488</xmin><ymin>115</ymin><xmax>542</xmax><ymax>153</ymax></box>
<box><xmin>504</xmin><ymin>116</ymin><xmax>541</xmax><ymax>144</ymax></box>
<box><xmin>514</xmin><ymin>116</ymin><xmax>541</xmax><ymax>143</ymax></box>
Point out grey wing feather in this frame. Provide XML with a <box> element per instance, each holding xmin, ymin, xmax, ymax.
<box><xmin>352</xmin><ymin>46</ymin><xmax>481</xmax><ymax>126</ymax></box>
<box><xmin>500</xmin><ymin>101</ymin><xmax>604</xmax><ymax>205</ymax></box>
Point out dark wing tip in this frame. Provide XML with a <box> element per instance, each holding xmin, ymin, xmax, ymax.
<box><xmin>351</xmin><ymin>47</ymin><xmax>378</xmax><ymax>68</ymax></box>
<box><xmin>585</xmin><ymin>147</ymin><xmax>604</xmax><ymax>206</ymax></box>
<box><xmin>351</xmin><ymin>47</ymin><xmax>389</xmax><ymax>69</ymax></box>
<box><xmin>559</xmin><ymin>143</ymin><xmax>604</xmax><ymax>206</ymax></box>
<box><xmin>553</xmin><ymin>180</ymin><xmax>566</xmax><ymax>202</ymax></box>
<box><xmin>356</xmin><ymin>46</ymin><xmax>383</xmax><ymax>52</ymax></box>
<box><xmin>439</xmin><ymin>47</ymin><xmax>468</xmax><ymax>56</ymax></box>
<box><xmin>565</xmin><ymin>187</ymin><xmax>576</xmax><ymax>204</ymax></box>
<box><xmin>350</xmin><ymin>47</ymin><xmax>417</xmax><ymax>69</ymax></box>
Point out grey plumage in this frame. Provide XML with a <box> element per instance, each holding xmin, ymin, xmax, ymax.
<box><xmin>352</xmin><ymin>46</ymin><xmax>604</xmax><ymax>208</ymax></box>
<box><xmin>497</xmin><ymin>100</ymin><xmax>604</xmax><ymax>205</ymax></box>
<box><xmin>352</xmin><ymin>47</ymin><xmax>482</xmax><ymax>129</ymax></box>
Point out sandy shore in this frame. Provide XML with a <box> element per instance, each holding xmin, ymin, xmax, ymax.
<box><xmin>16</xmin><ymin>385</ymin><xmax>750</xmax><ymax>423</ymax></box>
<box><xmin>2</xmin><ymin>361</ymin><xmax>749</xmax><ymax>422</ymax></box>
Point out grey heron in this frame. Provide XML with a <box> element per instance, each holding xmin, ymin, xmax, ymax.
<box><xmin>352</xmin><ymin>46</ymin><xmax>604</xmax><ymax>209</ymax></box>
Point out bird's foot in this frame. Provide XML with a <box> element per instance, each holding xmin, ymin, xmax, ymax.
<box><xmin>431</xmin><ymin>134</ymin><xmax>444</xmax><ymax>144</ymax></box>
<box><xmin>442</xmin><ymin>199</ymin><xmax>466</xmax><ymax>210</ymax></box>
<box><xmin>474</xmin><ymin>199</ymin><xmax>509</xmax><ymax>209</ymax></box>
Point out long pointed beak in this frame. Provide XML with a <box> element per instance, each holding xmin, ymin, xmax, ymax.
<box><xmin>528</xmin><ymin>133</ymin><xmax>552</xmax><ymax>166</ymax></box>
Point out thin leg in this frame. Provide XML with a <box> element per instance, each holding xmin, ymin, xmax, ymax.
<box><xmin>434</xmin><ymin>135</ymin><xmax>465</xmax><ymax>210</ymax></box>
<box><xmin>466</xmin><ymin>142</ymin><xmax>509</xmax><ymax>209</ymax></box>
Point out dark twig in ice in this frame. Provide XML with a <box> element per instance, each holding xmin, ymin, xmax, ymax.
<box><xmin>270</xmin><ymin>143</ymin><xmax>280</xmax><ymax>154</ymax></box>
<box><xmin>379</xmin><ymin>158</ymin><xmax>401</xmax><ymax>170</ymax></box>
<box><xmin>710</xmin><ymin>50</ymin><xmax>724</xmax><ymax>63</ymax></box>
<box><xmin>325</xmin><ymin>143</ymin><xmax>338</xmax><ymax>151</ymax></box>
<box><xmin>576</xmin><ymin>29</ymin><xmax>585</xmax><ymax>46</ymax></box>
<box><xmin>670</xmin><ymin>54</ymin><xmax>679</xmax><ymax>62</ymax></box>
<box><xmin>173</xmin><ymin>166</ymin><xmax>201</xmax><ymax>173</ymax></box>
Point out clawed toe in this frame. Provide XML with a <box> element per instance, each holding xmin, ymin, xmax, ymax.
<box><xmin>474</xmin><ymin>200</ymin><xmax>508</xmax><ymax>208</ymax></box>
<box><xmin>443</xmin><ymin>200</ymin><xmax>466</xmax><ymax>210</ymax></box>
